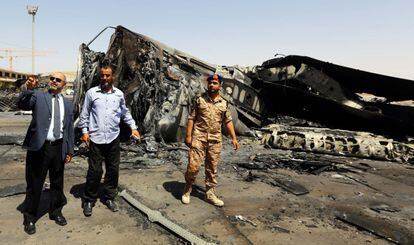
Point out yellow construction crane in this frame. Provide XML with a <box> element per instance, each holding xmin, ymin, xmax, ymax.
<box><xmin>0</xmin><ymin>49</ymin><xmax>55</xmax><ymax>71</ymax></box>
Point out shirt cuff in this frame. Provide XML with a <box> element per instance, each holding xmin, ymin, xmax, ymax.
<box><xmin>130</xmin><ymin>125</ymin><xmax>137</xmax><ymax>130</ymax></box>
<box><xmin>82</xmin><ymin>128</ymin><xmax>88</xmax><ymax>134</ymax></box>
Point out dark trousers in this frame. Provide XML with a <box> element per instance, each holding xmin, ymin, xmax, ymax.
<box><xmin>23</xmin><ymin>139</ymin><xmax>66</xmax><ymax>223</ymax></box>
<box><xmin>84</xmin><ymin>137</ymin><xmax>120</xmax><ymax>202</ymax></box>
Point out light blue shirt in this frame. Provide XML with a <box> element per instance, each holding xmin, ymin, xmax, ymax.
<box><xmin>78</xmin><ymin>86</ymin><xmax>137</xmax><ymax>144</ymax></box>
<box><xmin>46</xmin><ymin>93</ymin><xmax>64</xmax><ymax>141</ymax></box>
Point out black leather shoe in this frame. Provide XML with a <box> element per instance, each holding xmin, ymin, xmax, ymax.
<box><xmin>83</xmin><ymin>202</ymin><xmax>93</xmax><ymax>217</ymax></box>
<box><xmin>50</xmin><ymin>214</ymin><xmax>67</xmax><ymax>226</ymax></box>
<box><xmin>24</xmin><ymin>221</ymin><xmax>36</xmax><ymax>235</ymax></box>
<box><xmin>103</xmin><ymin>199</ymin><xmax>119</xmax><ymax>212</ymax></box>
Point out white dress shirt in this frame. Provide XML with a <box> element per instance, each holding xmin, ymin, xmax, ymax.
<box><xmin>46</xmin><ymin>93</ymin><xmax>64</xmax><ymax>141</ymax></box>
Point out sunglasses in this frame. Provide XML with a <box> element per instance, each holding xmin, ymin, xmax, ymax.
<box><xmin>50</xmin><ymin>76</ymin><xmax>64</xmax><ymax>83</ymax></box>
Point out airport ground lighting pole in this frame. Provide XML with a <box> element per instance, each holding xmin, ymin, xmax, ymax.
<box><xmin>27</xmin><ymin>5</ymin><xmax>38</xmax><ymax>74</ymax></box>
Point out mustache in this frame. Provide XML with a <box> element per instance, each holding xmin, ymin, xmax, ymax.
<box><xmin>49</xmin><ymin>84</ymin><xmax>58</xmax><ymax>90</ymax></box>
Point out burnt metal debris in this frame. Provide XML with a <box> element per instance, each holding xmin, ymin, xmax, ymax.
<box><xmin>73</xmin><ymin>25</ymin><xmax>253</xmax><ymax>144</ymax></box>
<box><xmin>73</xmin><ymin>26</ymin><xmax>414</xmax><ymax>164</ymax></box>
<box><xmin>335</xmin><ymin>208</ymin><xmax>414</xmax><ymax>244</ymax></box>
<box><xmin>271</xmin><ymin>177</ymin><xmax>310</xmax><ymax>196</ymax></box>
<box><xmin>0</xmin><ymin>90</ymin><xmax>19</xmax><ymax>112</ymax></box>
<box><xmin>244</xmin><ymin>55</ymin><xmax>414</xmax><ymax>137</ymax></box>
<box><xmin>0</xmin><ymin>183</ymin><xmax>26</xmax><ymax>198</ymax></box>
<box><xmin>119</xmin><ymin>189</ymin><xmax>216</xmax><ymax>245</ymax></box>
<box><xmin>261</xmin><ymin>124</ymin><xmax>414</xmax><ymax>163</ymax></box>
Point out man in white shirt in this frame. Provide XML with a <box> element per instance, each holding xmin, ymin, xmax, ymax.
<box><xmin>79</xmin><ymin>65</ymin><xmax>140</xmax><ymax>216</ymax></box>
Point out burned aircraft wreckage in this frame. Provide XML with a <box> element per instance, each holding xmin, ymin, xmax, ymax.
<box><xmin>73</xmin><ymin>26</ymin><xmax>414</xmax><ymax>163</ymax></box>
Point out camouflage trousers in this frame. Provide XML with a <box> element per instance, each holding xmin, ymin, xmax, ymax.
<box><xmin>185</xmin><ymin>138</ymin><xmax>222</xmax><ymax>188</ymax></box>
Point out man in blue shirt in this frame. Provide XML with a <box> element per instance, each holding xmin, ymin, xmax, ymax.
<box><xmin>79</xmin><ymin>65</ymin><xmax>140</xmax><ymax>216</ymax></box>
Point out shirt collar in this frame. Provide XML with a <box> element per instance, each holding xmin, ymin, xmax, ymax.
<box><xmin>49</xmin><ymin>92</ymin><xmax>62</xmax><ymax>99</ymax></box>
<box><xmin>204</xmin><ymin>93</ymin><xmax>222</xmax><ymax>103</ymax></box>
<box><xmin>97</xmin><ymin>85</ymin><xmax>116</xmax><ymax>93</ymax></box>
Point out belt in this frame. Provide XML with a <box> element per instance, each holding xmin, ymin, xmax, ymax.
<box><xmin>44</xmin><ymin>138</ymin><xmax>63</xmax><ymax>145</ymax></box>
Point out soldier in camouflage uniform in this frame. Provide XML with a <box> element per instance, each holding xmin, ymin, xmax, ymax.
<box><xmin>182</xmin><ymin>74</ymin><xmax>240</xmax><ymax>207</ymax></box>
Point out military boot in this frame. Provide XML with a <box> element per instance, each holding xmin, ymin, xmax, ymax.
<box><xmin>205</xmin><ymin>187</ymin><xmax>224</xmax><ymax>207</ymax></box>
<box><xmin>181</xmin><ymin>183</ymin><xmax>192</xmax><ymax>204</ymax></box>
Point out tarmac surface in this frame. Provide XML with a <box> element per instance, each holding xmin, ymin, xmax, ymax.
<box><xmin>0</xmin><ymin>112</ymin><xmax>413</xmax><ymax>244</ymax></box>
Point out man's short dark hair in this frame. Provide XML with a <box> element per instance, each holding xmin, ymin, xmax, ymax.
<box><xmin>100</xmin><ymin>59</ymin><xmax>114</xmax><ymax>72</ymax></box>
<box><xmin>100</xmin><ymin>65</ymin><xmax>113</xmax><ymax>71</ymax></box>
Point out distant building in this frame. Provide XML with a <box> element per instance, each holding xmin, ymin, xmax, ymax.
<box><xmin>0</xmin><ymin>69</ymin><xmax>76</xmax><ymax>91</ymax></box>
<box><xmin>0</xmin><ymin>68</ymin><xmax>31</xmax><ymax>89</ymax></box>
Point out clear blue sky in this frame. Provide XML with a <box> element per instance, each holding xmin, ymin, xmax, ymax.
<box><xmin>1</xmin><ymin>0</ymin><xmax>414</xmax><ymax>79</ymax></box>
